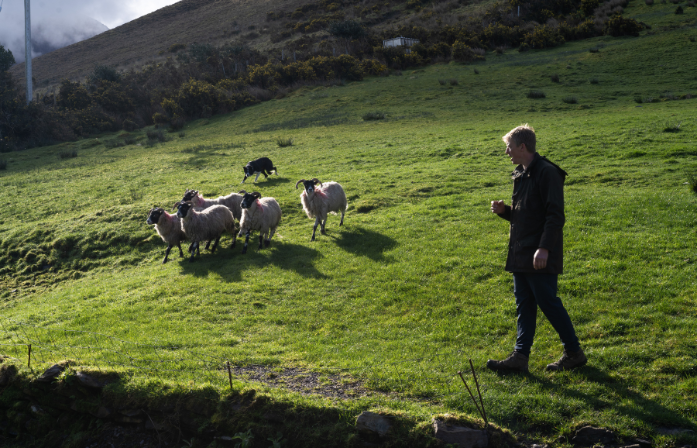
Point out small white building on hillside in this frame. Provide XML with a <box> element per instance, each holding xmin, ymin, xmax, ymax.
<box><xmin>382</xmin><ymin>36</ymin><xmax>419</xmax><ymax>53</ymax></box>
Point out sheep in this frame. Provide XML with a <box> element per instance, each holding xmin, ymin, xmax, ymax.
<box><xmin>238</xmin><ymin>191</ymin><xmax>282</xmax><ymax>254</ymax></box>
<box><xmin>295</xmin><ymin>178</ymin><xmax>347</xmax><ymax>241</ymax></box>
<box><xmin>146</xmin><ymin>207</ymin><xmax>186</xmax><ymax>263</ymax></box>
<box><xmin>180</xmin><ymin>188</ymin><xmax>247</xmax><ymax>221</ymax></box>
<box><xmin>176</xmin><ymin>202</ymin><xmax>236</xmax><ymax>262</ymax></box>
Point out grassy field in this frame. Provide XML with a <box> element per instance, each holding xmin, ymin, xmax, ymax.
<box><xmin>1</xmin><ymin>1</ymin><xmax>697</xmax><ymax>446</ymax></box>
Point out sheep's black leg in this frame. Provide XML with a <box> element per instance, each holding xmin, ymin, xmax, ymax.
<box><xmin>189</xmin><ymin>242</ymin><xmax>198</xmax><ymax>262</ymax></box>
<box><xmin>205</xmin><ymin>240</ymin><xmax>211</xmax><ymax>250</ymax></box>
<box><xmin>211</xmin><ymin>236</ymin><xmax>221</xmax><ymax>253</ymax></box>
<box><xmin>231</xmin><ymin>227</ymin><xmax>237</xmax><ymax>249</ymax></box>
<box><xmin>340</xmin><ymin>211</ymin><xmax>345</xmax><ymax>226</ymax></box>
<box><xmin>311</xmin><ymin>218</ymin><xmax>320</xmax><ymax>241</ymax></box>
<box><xmin>242</xmin><ymin>231</ymin><xmax>250</xmax><ymax>254</ymax></box>
<box><xmin>265</xmin><ymin>239</ymin><xmax>271</xmax><ymax>248</ymax></box>
<box><xmin>177</xmin><ymin>243</ymin><xmax>184</xmax><ymax>258</ymax></box>
<box><xmin>320</xmin><ymin>219</ymin><xmax>327</xmax><ymax>235</ymax></box>
<box><xmin>258</xmin><ymin>234</ymin><xmax>264</xmax><ymax>249</ymax></box>
<box><xmin>163</xmin><ymin>244</ymin><xmax>172</xmax><ymax>264</ymax></box>
<box><xmin>188</xmin><ymin>242</ymin><xmax>195</xmax><ymax>253</ymax></box>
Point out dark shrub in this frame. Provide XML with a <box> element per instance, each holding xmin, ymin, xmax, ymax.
<box><xmin>589</xmin><ymin>77</ymin><xmax>599</xmax><ymax>84</ymax></box>
<box><xmin>363</xmin><ymin>112</ymin><xmax>385</xmax><ymax>121</ymax></box>
<box><xmin>562</xmin><ymin>96</ymin><xmax>578</xmax><ymax>104</ymax></box>
<box><xmin>89</xmin><ymin>65</ymin><xmax>120</xmax><ymax>84</ymax></box>
<box><xmin>589</xmin><ymin>47</ymin><xmax>600</xmax><ymax>53</ymax></box>
<box><xmin>146</xmin><ymin>130</ymin><xmax>167</xmax><ymax>142</ymax></box>
<box><xmin>168</xmin><ymin>43</ymin><xmax>186</xmax><ymax>53</ymax></box>
<box><xmin>169</xmin><ymin>115</ymin><xmax>186</xmax><ymax>132</ymax></box>
<box><xmin>527</xmin><ymin>90</ymin><xmax>546</xmax><ymax>99</ymax></box>
<box><xmin>449</xmin><ymin>78</ymin><xmax>459</xmax><ymax>85</ymax></box>
<box><xmin>438</xmin><ymin>79</ymin><xmax>446</xmax><ymax>85</ymax></box>
<box><xmin>359</xmin><ymin>59</ymin><xmax>387</xmax><ymax>76</ymax></box>
<box><xmin>675</xmin><ymin>6</ymin><xmax>684</xmax><ymax>13</ymax></box>
<box><xmin>645</xmin><ymin>0</ymin><xmax>654</xmax><ymax>4</ymax></box>
<box><xmin>551</xmin><ymin>74</ymin><xmax>560</xmax><ymax>82</ymax></box>
<box><xmin>604</xmin><ymin>15</ymin><xmax>644</xmax><ymax>37</ymax></box>
<box><xmin>474</xmin><ymin>68</ymin><xmax>479</xmax><ymax>74</ymax></box>
<box><xmin>59</xmin><ymin>150</ymin><xmax>78</xmax><ymax>159</ymax></box>
<box><xmin>122</xmin><ymin>119</ymin><xmax>137</xmax><ymax>131</ymax></box>
<box><xmin>0</xmin><ymin>159</ymin><xmax>6</xmax><ymax>170</ymax></box>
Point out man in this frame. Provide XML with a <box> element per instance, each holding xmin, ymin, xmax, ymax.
<box><xmin>488</xmin><ymin>124</ymin><xmax>586</xmax><ymax>372</ymax></box>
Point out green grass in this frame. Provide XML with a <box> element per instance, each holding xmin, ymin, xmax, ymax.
<box><xmin>1</xmin><ymin>3</ymin><xmax>697</xmax><ymax>445</ymax></box>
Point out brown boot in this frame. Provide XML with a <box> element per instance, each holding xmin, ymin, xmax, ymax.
<box><xmin>486</xmin><ymin>351</ymin><xmax>529</xmax><ymax>372</ymax></box>
<box><xmin>546</xmin><ymin>349</ymin><xmax>587</xmax><ymax>371</ymax></box>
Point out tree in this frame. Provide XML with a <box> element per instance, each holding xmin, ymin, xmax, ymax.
<box><xmin>0</xmin><ymin>45</ymin><xmax>15</xmax><ymax>73</ymax></box>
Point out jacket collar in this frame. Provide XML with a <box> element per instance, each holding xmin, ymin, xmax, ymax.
<box><xmin>511</xmin><ymin>153</ymin><xmax>541</xmax><ymax>180</ymax></box>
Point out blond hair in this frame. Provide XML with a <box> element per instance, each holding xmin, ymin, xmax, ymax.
<box><xmin>502</xmin><ymin>124</ymin><xmax>536</xmax><ymax>153</ymax></box>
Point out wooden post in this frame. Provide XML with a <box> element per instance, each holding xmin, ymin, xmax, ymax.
<box><xmin>226</xmin><ymin>361</ymin><xmax>233</xmax><ymax>390</ymax></box>
<box><xmin>27</xmin><ymin>344</ymin><xmax>31</xmax><ymax>369</ymax></box>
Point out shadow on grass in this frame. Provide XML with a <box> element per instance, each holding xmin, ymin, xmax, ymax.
<box><xmin>240</xmin><ymin>176</ymin><xmax>287</xmax><ymax>188</ymax></box>
<box><xmin>531</xmin><ymin>365</ymin><xmax>695</xmax><ymax>430</ymax></box>
<box><xmin>177</xmin><ymin>241</ymin><xmax>327</xmax><ymax>280</ymax></box>
<box><xmin>331</xmin><ymin>226</ymin><xmax>397</xmax><ymax>262</ymax></box>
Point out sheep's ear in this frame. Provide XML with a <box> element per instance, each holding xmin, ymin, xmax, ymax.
<box><xmin>252</xmin><ymin>192</ymin><xmax>261</xmax><ymax>199</ymax></box>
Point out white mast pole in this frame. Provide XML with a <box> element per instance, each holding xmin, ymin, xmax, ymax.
<box><xmin>25</xmin><ymin>0</ymin><xmax>32</xmax><ymax>104</ymax></box>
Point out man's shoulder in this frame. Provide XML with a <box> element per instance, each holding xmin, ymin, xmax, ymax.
<box><xmin>535</xmin><ymin>156</ymin><xmax>568</xmax><ymax>180</ymax></box>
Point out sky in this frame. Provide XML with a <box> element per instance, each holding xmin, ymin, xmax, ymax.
<box><xmin>0</xmin><ymin>0</ymin><xmax>181</xmax><ymax>63</ymax></box>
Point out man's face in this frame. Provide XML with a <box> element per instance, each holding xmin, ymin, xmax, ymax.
<box><xmin>505</xmin><ymin>140</ymin><xmax>528</xmax><ymax>165</ymax></box>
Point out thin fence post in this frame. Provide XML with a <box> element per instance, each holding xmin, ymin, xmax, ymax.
<box><xmin>227</xmin><ymin>361</ymin><xmax>233</xmax><ymax>390</ymax></box>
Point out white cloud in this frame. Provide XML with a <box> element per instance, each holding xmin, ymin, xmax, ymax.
<box><xmin>0</xmin><ymin>0</ymin><xmax>181</xmax><ymax>63</ymax></box>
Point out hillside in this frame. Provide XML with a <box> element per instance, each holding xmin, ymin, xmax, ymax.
<box><xmin>2</xmin><ymin>0</ymin><xmax>697</xmax><ymax>444</ymax></box>
<box><xmin>8</xmin><ymin>0</ymin><xmax>486</xmax><ymax>91</ymax></box>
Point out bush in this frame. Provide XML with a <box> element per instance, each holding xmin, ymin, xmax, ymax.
<box><xmin>89</xmin><ymin>65</ymin><xmax>120</xmax><ymax>84</ymax></box>
<box><xmin>523</xmin><ymin>25</ymin><xmax>565</xmax><ymax>49</ymax></box>
<box><xmin>663</xmin><ymin>122</ymin><xmax>681</xmax><ymax>132</ymax></box>
<box><xmin>604</xmin><ymin>15</ymin><xmax>644</xmax><ymax>37</ymax></box>
<box><xmin>59</xmin><ymin>150</ymin><xmax>78</xmax><ymax>159</ymax></box>
<box><xmin>276</xmin><ymin>137</ymin><xmax>293</xmax><ymax>147</ymax></box>
<box><xmin>645</xmin><ymin>0</ymin><xmax>654</xmax><ymax>4</ymax></box>
<box><xmin>562</xmin><ymin>96</ymin><xmax>578</xmax><ymax>104</ymax></box>
<box><xmin>0</xmin><ymin>159</ymin><xmax>6</xmax><ymax>170</ymax></box>
<box><xmin>146</xmin><ymin>129</ymin><xmax>167</xmax><ymax>142</ymax></box>
<box><xmin>590</xmin><ymin>47</ymin><xmax>600</xmax><ymax>53</ymax></box>
<box><xmin>675</xmin><ymin>6</ymin><xmax>684</xmax><ymax>13</ymax></box>
<box><xmin>363</xmin><ymin>112</ymin><xmax>385</xmax><ymax>121</ymax></box>
<box><xmin>359</xmin><ymin>59</ymin><xmax>387</xmax><ymax>76</ymax></box>
<box><xmin>449</xmin><ymin>78</ymin><xmax>459</xmax><ymax>86</ymax></box>
<box><xmin>551</xmin><ymin>74</ymin><xmax>560</xmax><ymax>82</ymax></box>
<box><xmin>438</xmin><ymin>79</ymin><xmax>446</xmax><ymax>85</ymax></box>
<box><xmin>589</xmin><ymin>77</ymin><xmax>599</xmax><ymax>84</ymax></box>
<box><xmin>527</xmin><ymin>90</ymin><xmax>546</xmax><ymax>99</ymax></box>
<box><xmin>452</xmin><ymin>41</ymin><xmax>484</xmax><ymax>63</ymax></box>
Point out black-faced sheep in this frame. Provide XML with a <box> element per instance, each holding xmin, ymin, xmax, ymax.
<box><xmin>238</xmin><ymin>191</ymin><xmax>282</xmax><ymax>254</ymax></box>
<box><xmin>176</xmin><ymin>202</ymin><xmax>236</xmax><ymax>261</ymax></box>
<box><xmin>146</xmin><ymin>207</ymin><xmax>186</xmax><ymax>263</ymax></box>
<box><xmin>295</xmin><ymin>178</ymin><xmax>347</xmax><ymax>241</ymax></box>
<box><xmin>180</xmin><ymin>189</ymin><xmax>246</xmax><ymax>222</ymax></box>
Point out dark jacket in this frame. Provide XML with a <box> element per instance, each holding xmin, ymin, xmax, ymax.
<box><xmin>497</xmin><ymin>153</ymin><xmax>567</xmax><ymax>274</ymax></box>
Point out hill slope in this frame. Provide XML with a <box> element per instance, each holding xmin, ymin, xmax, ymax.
<box><xmin>1</xmin><ymin>1</ymin><xmax>697</xmax><ymax>446</ymax></box>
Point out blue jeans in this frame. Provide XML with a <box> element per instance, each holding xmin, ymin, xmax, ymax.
<box><xmin>513</xmin><ymin>273</ymin><xmax>580</xmax><ymax>357</ymax></box>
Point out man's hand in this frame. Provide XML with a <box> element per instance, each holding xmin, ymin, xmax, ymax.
<box><xmin>490</xmin><ymin>200</ymin><xmax>505</xmax><ymax>214</ymax></box>
<box><xmin>533</xmin><ymin>248</ymin><xmax>549</xmax><ymax>270</ymax></box>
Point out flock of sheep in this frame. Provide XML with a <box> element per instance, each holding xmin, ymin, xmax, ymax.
<box><xmin>146</xmin><ymin>159</ymin><xmax>348</xmax><ymax>263</ymax></box>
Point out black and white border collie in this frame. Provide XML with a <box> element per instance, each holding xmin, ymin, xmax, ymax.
<box><xmin>242</xmin><ymin>157</ymin><xmax>277</xmax><ymax>184</ymax></box>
